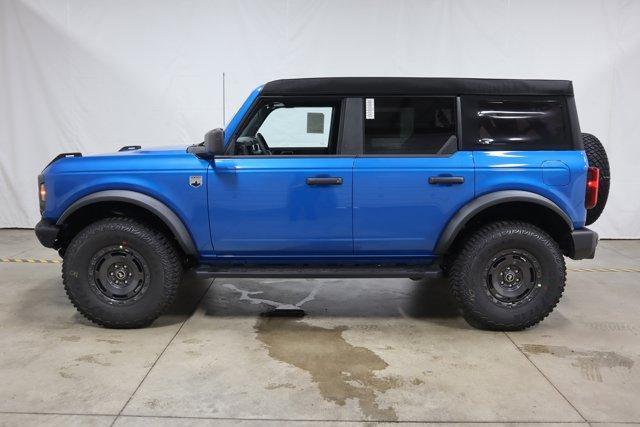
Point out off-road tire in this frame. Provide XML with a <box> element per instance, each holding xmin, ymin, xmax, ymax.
<box><xmin>450</xmin><ymin>221</ymin><xmax>566</xmax><ymax>331</ymax></box>
<box><xmin>583</xmin><ymin>133</ymin><xmax>610</xmax><ymax>225</ymax></box>
<box><xmin>62</xmin><ymin>218</ymin><xmax>182</xmax><ymax>328</ymax></box>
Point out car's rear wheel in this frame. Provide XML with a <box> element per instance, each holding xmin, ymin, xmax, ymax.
<box><xmin>450</xmin><ymin>221</ymin><xmax>565</xmax><ymax>331</ymax></box>
<box><xmin>62</xmin><ymin>217</ymin><xmax>182</xmax><ymax>328</ymax></box>
<box><xmin>583</xmin><ymin>133</ymin><xmax>610</xmax><ymax>225</ymax></box>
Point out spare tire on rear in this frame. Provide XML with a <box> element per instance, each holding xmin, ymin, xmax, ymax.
<box><xmin>583</xmin><ymin>133</ymin><xmax>610</xmax><ymax>225</ymax></box>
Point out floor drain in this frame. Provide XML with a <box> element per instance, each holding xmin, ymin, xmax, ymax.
<box><xmin>261</xmin><ymin>304</ymin><xmax>306</xmax><ymax>318</ymax></box>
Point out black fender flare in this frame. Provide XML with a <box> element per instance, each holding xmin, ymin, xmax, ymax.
<box><xmin>57</xmin><ymin>190</ymin><xmax>197</xmax><ymax>255</ymax></box>
<box><xmin>434</xmin><ymin>190</ymin><xmax>574</xmax><ymax>255</ymax></box>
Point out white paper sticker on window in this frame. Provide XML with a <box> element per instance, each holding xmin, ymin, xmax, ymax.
<box><xmin>365</xmin><ymin>98</ymin><xmax>375</xmax><ymax>119</ymax></box>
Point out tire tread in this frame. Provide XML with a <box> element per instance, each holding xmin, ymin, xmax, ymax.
<box><xmin>62</xmin><ymin>217</ymin><xmax>182</xmax><ymax>328</ymax></box>
<box><xmin>450</xmin><ymin>220</ymin><xmax>566</xmax><ymax>331</ymax></box>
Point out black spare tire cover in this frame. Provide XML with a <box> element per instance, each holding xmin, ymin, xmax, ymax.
<box><xmin>582</xmin><ymin>133</ymin><xmax>610</xmax><ymax>225</ymax></box>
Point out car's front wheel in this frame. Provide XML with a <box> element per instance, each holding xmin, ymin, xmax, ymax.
<box><xmin>450</xmin><ymin>221</ymin><xmax>566</xmax><ymax>331</ymax></box>
<box><xmin>62</xmin><ymin>218</ymin><xmax>182</xmax><ymax>328</ymax></box>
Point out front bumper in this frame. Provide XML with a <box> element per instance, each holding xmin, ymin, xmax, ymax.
<box><xmin>35</xmin><ymin>219</ymin><xmax>61</xmax><ymax>248</ymax></box>
<box><xmin>570</xmin><ymin>227</ymin><xmax>598</xmax><ymax>260</ymax></box>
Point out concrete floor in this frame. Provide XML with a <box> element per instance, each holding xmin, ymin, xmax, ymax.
<box><xmin>0</xmin><ymin>230</ymin><xmax>639</xmax><ymax>427</ymax></box>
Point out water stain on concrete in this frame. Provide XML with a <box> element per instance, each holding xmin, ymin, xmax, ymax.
<box><xmin>60</xmin><ymin>335</ymin><xmax>81</xmax><ymax>342</ymax></box>
<box><xmin>265</xmin><ymin>383</ymin><xmax>296</xmax><ymax>390</ymax></box>
<box><xmin>144</xmin><ymin>398</ymin><xmax>160</xmax><ymax>409</ymax></box>
<box><xmin>255</xmin><ymin>317</ymin><xmax>399</xmax><ymax>421</ymax></box>
<box><xmin>75</xmin><ymin>354</ymin><xmax>112</xmax><ymax>367</ymax></box>
<box><xmin>521</xmin><ymin>344</ymin><xmax>634</xmax><ymax>382</ymax></box>
<box><xmin>58</xmin><ymin>368</ymin><xmax>75</xmax><ymax>379</ymax></box>
<box><xmin>96</xmin><ymin>338</ymin><xmax>123</xmax><ymax>344</ymax></box>
<box><xmin>584</xmin><ymin>321</ymin><xmax>637</xmax><ymax>333</ymax></box>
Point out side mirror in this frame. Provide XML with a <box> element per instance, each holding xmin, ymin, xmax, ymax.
<box><xmin>188</xmin><ymin>128</ymin><xmax>225</xmax><ymax>159</ymax></box>
<box><xmin>187</xmin><ymin>128</ymin><xmax>224</xmax><ymax>159</ymax></box>
<box><xmin>204</xmin><ymin>128</ymin><xmax>225</xmax><ymax>156</ymax></box>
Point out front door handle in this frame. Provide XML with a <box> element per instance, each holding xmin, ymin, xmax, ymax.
<box><xmin>428</xmin><ymin>176</ymin><xmax>465</xmax><ymax>185</ymax></box>
<box><xmin>306</xmin><ymin>177</ymin><xmax>343</xmax><ymax>186</ymax></box>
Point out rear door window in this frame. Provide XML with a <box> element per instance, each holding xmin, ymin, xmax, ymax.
<box><xmin>462</xmin><ymin>97</ymin><xmax>570</xmax><ymax>150</ymax></box>
<box><xmin>363</xmin><ymin>97</ymin><xmax>457</xmax><ymax>155</ymax></box>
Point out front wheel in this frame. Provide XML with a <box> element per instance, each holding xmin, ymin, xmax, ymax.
<box><xmin>62</xmin><ymin>218</ymin><xmax>183</xmax><ymax>328</ymax></box>
<box><xmin>450</xmin><ymin>221</ymin><xmax>566</xmax><ymax>331</ymax></box>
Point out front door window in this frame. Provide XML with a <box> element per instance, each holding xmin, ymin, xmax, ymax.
<box><xmin>234</xmin><ymin>100</ymin><xmax>339</xmax><ymax>156</ymax></box>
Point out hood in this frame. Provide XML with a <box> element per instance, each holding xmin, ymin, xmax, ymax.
<box><xmin>42</xmin><ymin>145</ymin><xmax>203</xmax><ymax>175</ymax></box>
<box><xmin>85</xmin><ymin>145</ymin><xmax>189</xmax><ymax>157</ymax></box>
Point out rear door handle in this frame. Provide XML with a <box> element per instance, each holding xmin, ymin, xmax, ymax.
<box><xmin>428</xmin><ymin>176</ymin><xmax>465</xmax><ymax>185</ymax></box>
<box><xmin>306</xmin><ymin>177</ymin><xmax>343</xmax><ymax>186</ymax></box>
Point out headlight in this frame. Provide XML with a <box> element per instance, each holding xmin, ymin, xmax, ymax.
<box><xmin>38</xmin><ymin>175</ymin><xmax>46</xmax><ymax>213</ymax></box>
<box><xmin>39</xmin><ymin>183</ymin><xmax>46</xmax><ymax>202</ymax></box>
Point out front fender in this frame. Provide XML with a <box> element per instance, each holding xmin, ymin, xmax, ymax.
<box><xmin>57</xmin><ymin>190</ymin><xmax>197</xmax><ymax>255</ymax></box>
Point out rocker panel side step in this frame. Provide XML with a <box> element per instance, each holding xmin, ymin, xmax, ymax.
<box><xmin>192</xmin><ymin>264</ymin><xmax>442</xmax><ymax>279</ymax></box>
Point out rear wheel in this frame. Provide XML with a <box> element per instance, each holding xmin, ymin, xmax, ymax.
<box><xmin>62</xmin><ymin>218</ymin><xmax>182</xmax><ymax>328</ymax></box>
<box><xmin>583</xmin><ymin>133</ymin><xmax>610</xmax><ymax>225</ymax></box>
<box><xmin>450</xmin><ymin>221</ymin><xmax>565</xmax><ymax>330</ymax></box>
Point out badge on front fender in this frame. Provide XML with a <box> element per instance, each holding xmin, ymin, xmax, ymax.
<box><xmin>189</xmin><ymin>176</ymin><xmax>202</xmax><ymax>188</ymax></box>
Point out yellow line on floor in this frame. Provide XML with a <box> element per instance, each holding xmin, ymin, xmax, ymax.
<box><xmin>0</xmin><ymin>258</ymin><xmax>62</xmax><ymax>264</ymax></box>
<box><xmin>569</xmin><ymin>267</ymin><xmax>640</xmax><ymax>273</ymax></box>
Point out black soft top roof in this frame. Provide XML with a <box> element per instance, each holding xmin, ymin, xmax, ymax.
<box><xmin>262</xmin><ymin>77</ymin><xmax>573</xmax><ymax>97</ymax></box>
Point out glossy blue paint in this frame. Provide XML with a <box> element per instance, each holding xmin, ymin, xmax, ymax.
<box><xmin>473</xmin><ymin>150</ymin><xmax>588</xmax><ymax>228</ymax></box>
<box><xmin>41</xmin><ymin>147</ymin><xmax>214</xmax><ymax>256</ymax></box>
<box><xmin>41</xmin><ymin>147</ymin><xmax>589</xmax><ymax>262</ymax></box>
<box><xmin>542</xmin><ymin>160</ymin><xmax>571</xmax><ymax>186</ymax></box>
<box><xmin>224</xmin><ymin>85</ymin><xmax>262</xmax><ymax>145</ymax></box>
<box><xmin>208</xmin><ymin>156</ymin><xmax>354</xmax><ymax>256</ymax></box>
<box><xmin>353</xmin><ymin>152</ymin><xmax>475</xmax><ymax>255</ymax></box>
<box><xmin>38</xmin><ymin>84</ymin><xmax>590</xmax><ymax>264</ymax></box>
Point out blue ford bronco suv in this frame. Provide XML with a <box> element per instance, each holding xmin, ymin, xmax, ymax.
<box><xmin>35</xmin><ymin>77</ymin><xmax>609</xmax><ymax>330</ymax></box>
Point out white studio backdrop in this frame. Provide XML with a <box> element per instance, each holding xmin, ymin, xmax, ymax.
<box><xmin>1</xmin><ymin>0</ymin><xmax>639</xmax><ymax>237</ymax></box>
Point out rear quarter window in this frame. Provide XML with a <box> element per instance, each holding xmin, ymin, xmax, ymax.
<box><xmin>461</xmin><ymin>96</ymin><xmax>571</xmax><ymax>150</ymax></box>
